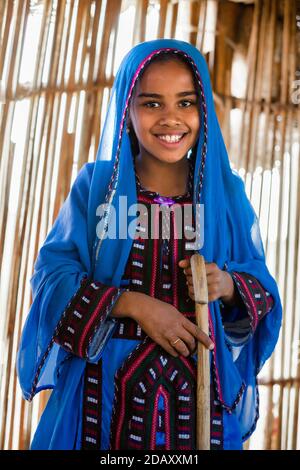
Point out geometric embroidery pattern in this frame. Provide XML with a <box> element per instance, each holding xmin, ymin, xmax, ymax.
<box><xmin>81</xmin><ymin>359</ymin><xmax>103</xmax><ymax>449</ymax></box>
<box><xmin>232</xmin><ymin>272</ymin><xmax>274</xmax><ymax>331</ymax></box>
<box><xmin>54</xmin><ymin>279</ymin><xmax>124</xmax><ymax>358</ymax></box>
<box><xmin>79</xmin><ymin>154</ymin><xmax>272</xmax><ymax>450</ymax></box>
<box><xmin>109</xmin><ymin>337</ymin><xmax>224</xmax><ymax>450</ymax></box>
<box><xmin>109</xmin><ymin>337</ymin><xmax>196</xmax><ymax>450</ymax></box>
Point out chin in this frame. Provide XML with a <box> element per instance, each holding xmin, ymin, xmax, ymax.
<box><xmin>142</xmin><ymin>145</ymin><xmax>189</xmax><ymax>164</ymax></box>
<box><xmin>159</xmin><ymin>154</ymin><xmax>188</xmax><ymax>164</ymax></box>
<box><xmin>152</xmin><ymin>157</ymin><xmax>178</xmax><ymax>165</ymax></box>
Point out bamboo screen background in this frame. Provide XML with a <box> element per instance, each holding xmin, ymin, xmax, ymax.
<box><xmin>0</xmin><ymin>0</ymin><xmax>299</xmax><ymax>450</ymax></box>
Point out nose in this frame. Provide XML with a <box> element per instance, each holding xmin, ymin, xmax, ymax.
<box><xmin>158</xmin><ymin>116</ymin><xmax>182</xmax><ymax>127</ymax></box>
<box><xmin>158</xmin><ymin>107</ymin><xmax>182</xmax><ymax>127</ymax></box>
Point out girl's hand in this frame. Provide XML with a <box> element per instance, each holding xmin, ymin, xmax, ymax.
<box><xmin>112</xmin><ymin>291</ymin><xmax>214</xmax><ymax>358</ymax></box>
<box><xmin>178</xmin><ymin>258</ymin><xmax>235</xmax><ymax>304</ymax></box>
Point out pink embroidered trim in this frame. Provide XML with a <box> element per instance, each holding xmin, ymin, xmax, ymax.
<box><xmin>233</xmin><ymin>272</ymin><xmax>258</xmax><ymax>330</ymax></box>
<box><xmin>78</xmin><ymin>287</ymin><xmax>115</xmax><ymax>356</ymax></box>
<box><xmin>208</xmin><ymin>307</ymin><xmax>224</xmax><ymax>403</ymax></box>
<box><xmin>150</xmin><ymin>204</ymin><xmax>160</xmax><ymax>298</ymax></box>
<box><xmin>171</xmin><ymin>211</ymin><xmax>179</xmax><ymax>309</ymax></box>
<box><xmin>115</xmin><ymin>341</ymin><xmax>156</xmax><ymax>448</ymax></box>
<box><xmin>150</xmin><ymin>385</ymin><xmax>171</xmax><ymax>450</ymax></box>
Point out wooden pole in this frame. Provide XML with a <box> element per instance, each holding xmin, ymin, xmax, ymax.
<box><xmin>190</xmin><ymin>254</ymin><xmax>210</xmax><ymax>450</ymax></box>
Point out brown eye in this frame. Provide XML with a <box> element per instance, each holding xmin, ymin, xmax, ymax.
<box><xmin>143</xmin><ymin>102</ymin><xmax>160</xmax><ymax>108</ymax></box>
<box><xmin>179</xmin><ymin>100</ymin><xmax>195</xmax><ymax>107</ymax></box>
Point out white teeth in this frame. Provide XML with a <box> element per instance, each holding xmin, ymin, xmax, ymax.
<box><xmin>157</xmin><ymin>134</ymin><xmax>184</xmax><ymax>143</ymax></box>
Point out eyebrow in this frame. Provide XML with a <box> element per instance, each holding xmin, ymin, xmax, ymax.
<box><xmin>137</xmin><ymin>91</ymin><xmax>198</xmax><ymax>98</ymax></box>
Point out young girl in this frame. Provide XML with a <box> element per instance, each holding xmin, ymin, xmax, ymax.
<box><xmin>17</xmin><ymin>39</ymin><xmax>282</xmax><ymax>450</ymax></box>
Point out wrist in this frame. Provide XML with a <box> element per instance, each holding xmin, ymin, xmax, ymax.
<box><xmin>127</xmin><ymin>291</ymin><xmax>149</xmax><ymax>321</ymax></box>
<box><xmin>220</xmin><ymin>272</ymin><xmax>236</xmax><ymax>305</ymax></box>
<box><xmin>111</xmin><ymin>291</ymin><xmax>145</xmax><ymax>320</ymax></box>
<box><xmin>111</xmin><ymin>291</ymin><xmax>131</xmax><ymax>318</ymax></box>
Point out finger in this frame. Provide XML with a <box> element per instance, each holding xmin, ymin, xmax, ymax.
<box><xmin>169</xmin><ymin>337</ymin><xmax>190</xmax><ymax>357</ymax></box>
<box><xmin>183</xmin><ymin>268</ymin><xmax>192</xmax><ymax>276</ymax></box>
<box><xmin>183</xmin><ymin>320</ymin><xmax>214</xmax><ymax>350</ymax></box>
<box><xmin>205</xmin><ymin>262</ymin><xmax>219</xmax><ymax>275</ymax></box>
<box><xmin>206</xmin><ymin>277</ymin><xmax>221</xmax><ymax>286</ymax></box>
<box><xmin>185</xmin><ymin>275</ymin><xmax>193</xmax><ymax>286</ymax></box>
<box><xmin>177</xmin><ymin>330</ymin><xmax>196</xmax><ymax>353</ymax></box>
<box><xmin>195</xmin><ymin>327</ymin><xmax>214</xmax><ymax>350</ymax></box>
<box><xmin>206</xmin><ymin>271</ymin><xmax>222</xmax><ymax>281</ymax></box>
<box><xmin>187</xmin><ymin>284</ymin><xmax>194</xmax><ymax>295</ymax></box>
<box><xmin>207</xmin><ymin>281</ymin><xmax>220</xmax><ymax>290</ymax></box>
<box><xmin>178</xmin><ymin>259</ymin><xmax>190</xmax><ymax>268</ymax></box>
<box><xmin>207</xmin><ymin>293</ymin><xmax>219</xmax><ymax>302</ymax></box>
<box><xmin>206</xmin><ymin>269</ymin><xmax>218</xmax><ymax>278</ymax></box>
<box><xmin>186</xmin><ymin>289</ymin><xmax>195</xmax><ymax>301</ymax></box>
<box><xmin>207</xmin><ymin>283</ymin><xmax>221</xmax><ymax>301</ymax></box>
<box><xmin>162</xmin><ymin>342</ymin><xmax>179</xmax><ymax>358</ymax></box>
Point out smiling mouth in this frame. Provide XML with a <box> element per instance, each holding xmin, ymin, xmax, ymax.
<box><xmin>154</xmin><ymin>133</ymin><xmax>187</xmax><ymax>144</ymax></box>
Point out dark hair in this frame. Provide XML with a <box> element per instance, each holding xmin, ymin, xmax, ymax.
<box><xmin>127</xmin><ymin>51</ymin><xmax>200</xmax><ymax>159</ymax></box>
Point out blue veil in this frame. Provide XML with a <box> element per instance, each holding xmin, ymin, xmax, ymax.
<box><xmin>17</xmin><ymin>39</ymin><xmax>282</xmax><ymax>443</ymax></box>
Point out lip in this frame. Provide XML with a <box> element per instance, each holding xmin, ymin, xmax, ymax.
<box><xmin>154</xmin><ymin>131</ymin><xmax>188</xmax><ymax>135</ymax></box>
<box><xmin>154</xmin><ymin>133</ymin><xmax>187</xmax><ymax>148</ymax></box>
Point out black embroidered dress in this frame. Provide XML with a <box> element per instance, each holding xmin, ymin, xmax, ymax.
<box><xmin>54</xmin><ymin>164</ymin><xmax>273</xmax><ymax>450</ymax></box>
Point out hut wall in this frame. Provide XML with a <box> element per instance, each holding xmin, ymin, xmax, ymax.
<box><xmin>0</xmin><ymin>0</ymin><xmax>299</xmax><ymax>449</ymax></box>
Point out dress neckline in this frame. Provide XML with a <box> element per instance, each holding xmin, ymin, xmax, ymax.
<box><xmin>134</xmin><ymin>158</ymin><xmax>194</xmax><ymax>203</ymax></box>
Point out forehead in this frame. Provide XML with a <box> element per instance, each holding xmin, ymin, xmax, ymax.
<box><xmin>135</xmin><ymin>59</ymin><xmax>196</xmax><ymax>92</ymax></box>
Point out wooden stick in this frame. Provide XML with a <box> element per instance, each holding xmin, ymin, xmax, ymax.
<box><xmin>190</xmin><ymin>254</ymin><xmax>210</xmax><ymax>450</ymax></box>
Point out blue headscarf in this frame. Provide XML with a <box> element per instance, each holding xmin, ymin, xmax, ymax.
<box><xmin>17</xmin><ymin>39</ymin><xmax>282</xmax><ymax>442</ymax></box>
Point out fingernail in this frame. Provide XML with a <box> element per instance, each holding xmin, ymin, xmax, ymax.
<box><xmin>209</xmin><ymin>343</ymin><xmax>214</xmax><ymax>350</ymax></box>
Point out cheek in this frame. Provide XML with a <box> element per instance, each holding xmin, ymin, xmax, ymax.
<box><xmin>133</xmin><ymin>113</ymin><xmax>152</xmax><ymax>137</ymax></box>
<box><xmin>191</xmin><ymin>112</ymin><xmax>201</xmax><ymax>133</ymax></box>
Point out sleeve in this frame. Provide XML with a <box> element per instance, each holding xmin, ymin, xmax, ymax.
<box><xmin>53</xmin><ymin>276</ymin><xmax>127</xmax><ymax>362</ymax></box>
<box><xmin>220</xmin><ymin>272</ymin><xmax>274</xmax><ymax>345</ymax></box>
<box><xmin>17</xmin><ymin>163</ymin><xmax>130</xmax><ymax>400</ymax></box>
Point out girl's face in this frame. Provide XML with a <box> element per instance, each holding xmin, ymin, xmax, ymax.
<box><xmin>129</xmin><ymin>59</ymin><xmax>200</xmax><ymax>164</ymax></box>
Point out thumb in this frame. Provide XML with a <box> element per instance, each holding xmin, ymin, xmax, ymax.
<box><xmin>178</xmin><ymin>259</ymin><xmax>189</xmax><ymax>268</ymax></box>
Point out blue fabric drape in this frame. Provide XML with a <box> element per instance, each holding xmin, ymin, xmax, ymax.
<box><xmin>17</xmin><ymin>39</ymin><xmax>282</xmax><ymax>447</ymax></box>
